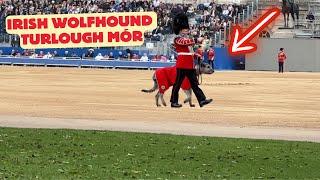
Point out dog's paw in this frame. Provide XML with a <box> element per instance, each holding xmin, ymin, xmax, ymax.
<box><xmin>190</xmin><ymin>104</ymin><xmax>196</xmax><ymax>107</ymax></box>
<box><xmin>156</xmin><ymin>104</ymin><xmax>161</xmax><ymax>107</ymax></box>
<box><xmin>163</xmin><ymin>103</ymin><xmax>167</xmax><ymax>107</ymax></box>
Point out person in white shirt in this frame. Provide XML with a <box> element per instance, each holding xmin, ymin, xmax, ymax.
<box><xmin>140</xmin><ymin>53</ymin><xmax>149</xmax><ymax>61</ymax></box>
<box><xmin>153</xmin><ymin>0</ymin><xmax>160</xmax><ymax>8</ymax></box>
<box><xmin>30</xmin><ymin>53</ymin><xmax>37</xmax><ymax>59</ymax></box>
<box><xmin>170</xmin><ymin>54</ymin><xmax>175</xmax><ymax>62</ymax></box>
<box><xmin>95</xmin><ymin>53</ymin><xmax>104</xmax><ymax>60</ymax></box>
<box><xmin>222</xmin><ymin>6</ymin><xmax>229</xmax><ymax>20</ymax></box>
<box><xmin>43</xmin><ymin>52</ymin><xmax>53</xmax><ymax>59</ymax></box>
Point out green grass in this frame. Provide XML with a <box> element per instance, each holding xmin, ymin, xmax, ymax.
<box><xmin>0</xmin><ymin>128</ymin><xmax>319</xmax><ymax>179</ymax></box>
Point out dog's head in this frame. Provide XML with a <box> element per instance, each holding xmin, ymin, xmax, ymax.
<box><xmin>196</xmin><ymin>62</ymin><xmax>214</xmax><ymax>75</ymax></box>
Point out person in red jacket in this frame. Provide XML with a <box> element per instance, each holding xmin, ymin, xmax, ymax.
<box><xmin>170</xmin><ymin>13</ymin><xmax>212</xmax><ymax>108</ymax></box>
<box><xmin>207</xmin><ymin>46</ymin><xmax>215</xmax><ymax>71</ymax></box>
<box><xmin>195</xmin><ymin>45</ymin><xmax>204</xmax><ymax>62</ymax></box>
<box><xmin>278</xmin><ymin>48</ymin><xmax>287</xmax><ymax>73</ymax></box>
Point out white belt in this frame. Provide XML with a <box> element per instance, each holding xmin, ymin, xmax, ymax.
<box><xmin>177</xmin><ymin>52</ymin><xmax>194</xmax><ymax>56</ymax></box>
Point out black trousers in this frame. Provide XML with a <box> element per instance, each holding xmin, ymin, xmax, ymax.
<box><xmin>279</xmin><ymin>62</ymin><xmax>284</xmax><ymax>73</ymax></box>
<box><xmin>170</xmin><ymin>68</ymin><xmax>206</xmax><ymax>104</ymax></box>
<box><xmin>209</xmin><ymin>60</ymin><xmax>215</xmax><ymax>70</ymax></box>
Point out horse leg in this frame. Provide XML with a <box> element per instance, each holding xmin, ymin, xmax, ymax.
<box><xmin>291</xmin><ymin>12</ymin><xmax>295</xmax><ymax>27</ymax></box>
<box><xmin>296</xmin><ymin>5</ymin><xmax>300</xmax><ymax>26</ymax></box>
<box><xmin>296</xmin><ymin>11</ymin><xmax>299</xmax><ymax>26</ymax></box>
<box><xmin>283</xmin><ymin>13</ymin><xmax>287</xmax><ymax>27</ymax></box>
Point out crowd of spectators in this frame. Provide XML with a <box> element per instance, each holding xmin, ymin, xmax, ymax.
<box><xmin>0</xmin><ymin>0</ymin><xmax>253</xmax><ymax>62</ymax></box>
<box><xmin>1</xmin><ymin>48</ymin><xmax>175</xmax><ymax>62</ymax></box>
<box><xmin>191</xmin><ymin>3</ymin><xmax>246</xmax><ymax>38</ymax></box>
<box><xmin>1</xmin><ymin>44</ymin><xmax>216</xmax><ymax>62</ymax></box>
<box><xmin>1</xmin><ymin>0</ymin><xmax>250</xmax><ymax>46</ymax></box>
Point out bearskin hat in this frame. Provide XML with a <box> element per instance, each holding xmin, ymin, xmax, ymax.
<box><xmin>173</xmin><ymin>13</ymin><xmax>190</xmax><ymax>35</ymax></box>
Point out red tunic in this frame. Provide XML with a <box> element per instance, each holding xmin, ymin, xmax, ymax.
<box><xmin>155</xmin><ymin>66</ymin><xmax>191</xmax><ymax>94</ymax></box>
<box><xmin>195</xmin><ymin>48</ymin><xmax>204</xmax><ymax>60</ymax></box>
<box><xmin>278</xmin><ymin>52</ymin><xmax>287</xmax><ymax>62</ymax></box>
<box><xmin>174</xmin><ymin>36</ymin><xmax>195</xmax><ymax>69</ymax></box>
<box><xmin>208</xmin><ymin>48</ymin><xmax>215</xmax><ymax>61</ymax></box>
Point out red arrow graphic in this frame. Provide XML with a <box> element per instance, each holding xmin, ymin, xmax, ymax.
<box><xmin>228</xmin><ymin>8</ymin><xmax>281</xmax><ymax>56</ymax></box>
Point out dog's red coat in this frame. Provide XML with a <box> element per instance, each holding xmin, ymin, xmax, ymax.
<box><xmin>155</xmin><ymin>66</ymin><xmax>191</xmax><ymax>94</ymax></box>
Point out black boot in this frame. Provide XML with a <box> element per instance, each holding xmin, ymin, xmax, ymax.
<box><xmin>199</xmin><ymin>99</ymin><xmax>213</xmax><ymax>107</ymax></box>
<box><xmin>171</xmin><ymin>103</ymin><xmax>182</xmax><ymax>108</ymax></box>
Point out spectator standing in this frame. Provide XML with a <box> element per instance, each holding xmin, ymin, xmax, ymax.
<box><xmin>306</xmin><ymin>11</ymin><xmax>315</xmax><ymax>29</ymax></box>
<box><xmin>207</xmin><ymin>46</ymin><xmax>215</xmax><ymax>70</ymax></box>
<box><xmin>277</xmin><ymin>48</ymin><xmax>287</xmax><ymax>73</ymax></box>
<box><xmin>195</xmin><ymin>45</ymin><xmax>204</xmax><ymax>64</ymax></box>
<box><xmin>306</xmin><ymin>11</ymin><xmax>315</xmax><ymax>22</ymax></box>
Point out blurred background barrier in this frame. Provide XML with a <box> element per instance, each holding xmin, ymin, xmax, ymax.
<box><xmin>246</xmin><ymin>38</ymin><xmax>320</xmax><ymax>72</ymax></box>
<box><xmin>0</xmin><ymin>47</ymin><xmax>245</xmax><ymax>70</ymax></box>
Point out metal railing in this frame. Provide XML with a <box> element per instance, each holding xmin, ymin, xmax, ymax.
<box><xmin>0</xmin><ymin>54</ymin><xmax>175</xmax><ymax>62</ymax></box>
<box><xmin>0</xmin><ymin>56</ymin><xmax>175</xmax><ymax>70</ymax></box>
<box><xmin>294</xmin><ymin>19</ymin><xmax>320</xmax><ymax>38</ymax></box>
<box><xmin>211</xmin><ymin>1</ymin><xmax>258</xmax><ymax>47</ymax></box>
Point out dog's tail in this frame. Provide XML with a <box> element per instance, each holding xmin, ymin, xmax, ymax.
<box><xmin>141</xmin><ymin>83</ymin><xmax>158</xmax><ymax>93</ymax></box>
<box><xmin>141</xmin><ymin>74</ymin><xmax>158</xmax><ymax>93</ymax></box>
<box><xmin>141</xmin><ymin>88</ymin><xmax>156</xmax><ymax>93</ymax></box>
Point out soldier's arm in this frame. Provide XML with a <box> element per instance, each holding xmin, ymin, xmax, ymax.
<box><xmin>174</xmin><ymin>37</ymin><xmax>195</xmax><ymax>46</ymax></box>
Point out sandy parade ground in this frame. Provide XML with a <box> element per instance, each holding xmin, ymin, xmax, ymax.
<box><xmin>0</xmin><ymin>66</ymin><xmax>319</xmax><ymax>142</ymax></box>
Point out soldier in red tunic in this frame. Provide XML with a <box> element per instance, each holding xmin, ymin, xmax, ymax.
<box><xmin>195</xmin><ymin>45</ymin><xmax>204</xmax><ymax>65</ymax></box>
<box><xmin>170</xmin><ymin>13</ymin><xmax>213</xmax><ymax>108</ymax></box>
<box><xmin>278</xmin><ymin>48</ymin><xmax>287</xmax><ymax>73</ymax></box>
<box><xmin>207</xmin><ymin>46</ymin><xmax>215</xmax><ymax>71</ymax></box>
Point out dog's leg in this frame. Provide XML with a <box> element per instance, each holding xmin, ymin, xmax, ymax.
<box><xmin>183</xmin><ymin>89</ymin><xmax>190</xmax><ymax>104</ymax></box>
<box><xmin>160</xmin><ymin>93</ymin><xmax>167</xmax><ymax>106</ymax></box>
<box><xmin>184</xmin><ymin>89</ymin><xmax>195</xmax><ymax>107</ymax></box>
<box><xmin>142</xmin><ymin>73</ymin><xmax>158</xmax><ymax>93</ymax></box>
<box><xmin>155</xmin><ymin>91</ymin><xmax>161</xmax><ymax>107</ymax></box>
